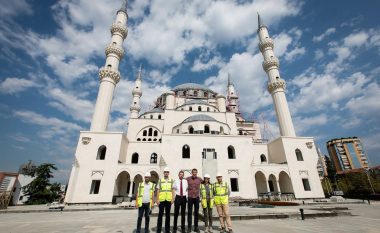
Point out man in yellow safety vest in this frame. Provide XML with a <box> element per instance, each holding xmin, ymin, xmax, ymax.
<box><xmin>156</xmin><ymin>167</ymin><xmax>175</xmax><ymax>233</ymax></box>
<box><xmin>135</xmin><ymin>172</ymin><xmax>155</xmax><ymax>233</ymax></box>
<box><xmin>213</xmin><ymin>173</ymin><xmax>233</xmax><ymax>233</ymax></box>
<box><xmin>200</xmin><ymin>174</ymin><xmax>214</xmax><ymax>233</ymax></box>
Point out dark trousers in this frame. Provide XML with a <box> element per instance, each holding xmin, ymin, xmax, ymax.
<box><xmin>157</xmin><ymin>201</ymin><xmax>171</xmax><ymax>233</ymax></box>
<box><xmin>203</xmin><ymin>201</ymin><xmax>213</xmax><ymax>227</ymax></box>
<box><xmin>136</xmin><ymin>203</ymin><xmax>150</xmax><ymax>233</ymax></box>
<box><xmin>173</xmin><ymin>195</ymin><xmax>187</xmax><ymax>231</ymax></box>
<box><xmin>187</xmin><ymin>197</ymin><xmax>200</xmax><ymax>230</ymax></box>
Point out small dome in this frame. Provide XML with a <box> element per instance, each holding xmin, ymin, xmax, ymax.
<box><xmin>183</xmin><ymin>114</ymin><xmax>217</xmax><ymax>123</ymax></box>
<box><xmin>172</xmin><ymin>83</ymin><xmax>215</xmax><ymax>93</ymax></box>
<box><xmin>145</xmin><ymin>107</ymin><xmax>164</xmax><ymax>114</ymax></box>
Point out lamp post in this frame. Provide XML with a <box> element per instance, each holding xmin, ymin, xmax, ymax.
<box><xmin>365</xmin><ymin>168</ymin><xmax>376</xmax><ymax>195</ymax></box>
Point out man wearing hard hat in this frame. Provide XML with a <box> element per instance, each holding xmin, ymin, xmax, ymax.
<box><xmin>213</xmin><ymin>173</ymin><xmax>233</xmax><ymax>233</ymax></box>
<box><xmin>156</xmin><ymin>167</ymin><xmax>175</xmax><ymax>233</ymax></box>
<box><xmin>135</xmin><ymin>172</ymin><xmax>155</xmax><ymax>233</ymax></box>
<box><xmin>200</xmin><ymin>174</ymin><xmax>214</xmax><ymax>233</ymax></box>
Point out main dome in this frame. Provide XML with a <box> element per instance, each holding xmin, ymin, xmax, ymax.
<box><xmin>172</xmin><ymin>83</ymin><xmax>216</xmax><ymax>93</ymax></box>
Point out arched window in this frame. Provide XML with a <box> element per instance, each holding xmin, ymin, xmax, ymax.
<box><xmin>182</xmin><ymin>145</ymin><xmax>190</xmax><ymax>158</ymax></box>
<box><xmin>131</xmin><ymin>153</ymin><xmax>139</xmax><ymax>164</ymax></box>
<box><xmin>260</xmin><ymin>154</ymin><xmax>267</xmax><ymax>163</ymax></box>
<box><xmin>204</xmin><ymin>125</ymin><xmax>210</xmax><ymax>133</ymax></box>
<box><xmin>142</xmin><ymin>138</ymin><xmax>146</xmax><ymax>141</ymax></box>
<box><xmin>189</xmin><ymin>107</ymin><xmax>192</xmax><ymax>111</ymax></box>
<box><xmin>158</xmin><ymin>114</ymin><xmax>161</xmax><ymax>119</ymax></box>
<box><xmin>198</xmin><ymin>106</ymin><xmax>202</xmax><ymax>111</ymax></box>
<box><xmin>150</xmin><ymin>153</ymin><xmax>157</xmax><ymax>164</ymax></box>
<box><xmin>154</xmin><ymin>130</ymin><xmax>158</xmax><ymax>136</ymax></box>
<box><xmin>189</xmin><ymin>126</ymin><xmax>194</xmax><ymax>134</ymax></box>
<box><xmin>194</xmin><ymin>91</ymin><xmax>198</xmax><ymax>96</ymax></box>
<box><xmin>220</xmin><ymin>126</ymin><xmax>224</xmax><ymax>134</ymax></box>
<box><xmin>137</xmin><ymin>138</ymin><xmax>141</xmax><ymax>141</ymax></box>
<box><xmin>239</xmin><ymin>130</ymin><xmax>243</xmax><ymax>135</ymax></box>
<box><xmin>296</xmin><ymin>149</ymin><xmax>304</xmax><ymax>161</ymax></box>
<box><xmin>143</xmin><ymin>130</ymin><xmax>147</xmax><ymax>136</ymax></box>
<box><xmin>228</xmin><ymin>146</ymin><xmax>235</xmax><ymax>159</ymax></box>
<box><xmin>150</xmin><ymin>115</ymin><xmax>153</xmax><ymax>119</ymax></box>
<box><xmin>207</xmin><ymin>107</ymin><xmax>210</xmax><ymax>112</ymax></box>
<box><xmin>97</xmin><ymin>146</ymin><xmax>106</xmax><ymax>160</ymax></box>
<box><xmin>204</xmin><ymin>92</ymin><xmax>208</xmax><ymax>97</ymax></box>
<box><xmin>148</xmin><ymin>128</ymin><xmax>153</xmax><ymax>136</ymax></box>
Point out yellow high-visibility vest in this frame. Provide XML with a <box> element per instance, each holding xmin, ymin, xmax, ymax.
<box><xmin>200</xmin><ymin>183</ymin><xmax>214</xmax><ymax>208</ymax></box>
<box><xmin>213</xmin><ymin>181</ymin><xmax>229</xmax><ymax>205</ymax></box>
<box><xmin>137</xmin><ymin>182</ymin><xmax>155</xmax><ymax>207</ymax></box>
<box><xmin>158</xmin><ymin>178</ymin><xmax>173</xmax><ymax>202</ymax></box>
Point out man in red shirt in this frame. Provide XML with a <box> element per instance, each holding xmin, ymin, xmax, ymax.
<box><xmin>186</xmin><ymin>168</ymin><xmax>203</xmax><ymax>232</ymax></box>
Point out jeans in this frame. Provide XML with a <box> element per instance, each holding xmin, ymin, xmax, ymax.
<box><xmin>136</xmin><ymin>203</ymin><xmax>150</xmax><ymax>233</ymax></box>
<box><xmin>157</xmin><ymin>201</ymin><xmax>172</xmax><ymax>233</ymax></box>
<box><xmin>173</xmin><ymin>195</ymin><xmax>187</xmax><ymax>231</ymax></box>
<box><xmin>187</xmin><ymin>197</ymin><xmax>200</xmax><ymax>230</ymax></box>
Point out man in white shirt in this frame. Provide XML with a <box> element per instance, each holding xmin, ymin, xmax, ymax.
<box><xmin>173</xmin><ymin>170</ymin><xmax>188</xmax><ymax>233</ymax></box>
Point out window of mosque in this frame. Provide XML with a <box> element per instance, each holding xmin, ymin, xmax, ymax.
<box><xmin>204</xmin><ymin>92</ymin><xmax>208</xmax><ymax>97</ymax></box>
<box><xmin>220</xmin><ymin>127</ymin><xmax>224</xmax><ymax>134</ymax></box>
<box><xmin>112</xmin><ymin>42</ymin><xmax>116</xmax><ymax>45</ymax></box>
<box><xmin>207</xmin><ymin>107</ymin><xmax>210</xmax><ymax>112</ymax></box>
<box><xmin>158</xmin><ymin>114</ymin><xmax>161</xmax><ymax>119</ymax></box>
<box><xmin>228</xmin><ymin>146</ymin><xmax>236</xmax><ymax>159</ymax></box>
<box><xmin>230</xmin><ymin>178</ymin><xmax>239</xmax><ymax>192</ymax></box>
<box><xmin>137</xmin><ymin>138</ymin><xmax>141</xmax><ymax>141</ymax></box>
<box><xmin>153</xmin><ymin>138</ymin><xmax>157</xmax><ymax>141</ymax></box>
<box><xmin>150</xmin><ymin>115</ymin><xmax>153</xmax><ymax>119</ymax></box>
<box><xmin>148</xmin><ymin>128</ymin><xmax>153</xmax><ymax>136</ymax></box>
<box><xmin>189</xmin><ymin>126</ymin><xmax>194</xmax><ymax>134</ymax></box>
<box><xmin>107</xmin><ymin>64</ymin><xmax>112</xmax><ymax>68</ymax></box>
<box><xmin>296</xmin><ymin>149</ymin><xmax>304</xmax><ymax>161</ymax></box>
<box><xmin>96</xmin><ymin>146</ymin><xmax>106</xmax><ymax>160</ymax></box>
<box><xmin>176</xmin><ymin>129</ymin><xmax>180</xmax><ymax>133</ymax></box>
<box><xmin>182</xmin><ymin>145</ymin><xmax>190</xmax><ymax>158</ymax></box>
<box><xmin>189</xmin><ymin>107</ymin><xmax>192</xmax><ymax>111</ymax></box>
<box><xmin>260</xmin><ymin>154</ymin><xmax>267</xmax><ymax>163</ymax></box>
<box><xmin>143</xmin><ymin>130</ymin><xmax>147</xmax><ymax>136</ymax></box>
<box><xmin>154</xmin><ymin>130</ymin><xmax>158</xmax><ymax>136</ymax></box>
<box><xmin>194</xmin><ymin>91</ymin><xmax>197</xmax><ymax>96</ymax></box>
<box><xmin>204</xmin><ymin>125</ymin><xmax>210</xmax><ymax>133</ymax></box>
<box><xmin>302</xmin><ymin>178</ymin><xmax>311</xmax><ymax>191</ymax></box>
<box><xmin>131</xmin><ymin>153</ymin><xmax>139</xmax><ymax>164</ymax></box>
<box><xmin>148</xmin><ymin>138</ymin><xmax>152</xmax><ymax>141</ymax></box>
<box><xmin>90</xmin><ymin>180</ymin><xmax>101</xmax><ymax>194</ymax></box>
<box><xmin>150</xmin><ymin>153</ymin><xmax>158</xmax><ymax>164</ymax></box>
<box><xmin>198</xmin><ymin>106</ymin><xmax>202</xmax><ymax>111</ymax></box>
<box><xmin>239</xmin><ymin>130</ymin><xmax>243</xmax><ymax>135</ymax></box>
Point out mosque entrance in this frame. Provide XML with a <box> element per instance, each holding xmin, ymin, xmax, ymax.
<box><xmin>202</xmin><ymin>148</ymin><xmax>217</xmax><ymax>183</ymax></box>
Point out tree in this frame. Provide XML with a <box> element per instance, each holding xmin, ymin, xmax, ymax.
<box><xmin>22</xmin><ymin>163</ymin><xmax>60</xmax><ymax>205</ymax></box>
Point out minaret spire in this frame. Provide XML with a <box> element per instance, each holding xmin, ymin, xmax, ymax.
<box><xmin>130</xmin><ymin>65</ymin><xmax>143</xmax><ymax>118</ymax></box>
<box><xmin>257</xmin><ymin>14</ymin><xmax>296</xmax><ymax>137</ymax></box>
<box><xmin>257</xmin><ymin>12</ymin><xmax>266</xmax><ymax>30</ymax></box>
<box><xmin>227</xmin><ymin>73</ymin><xmax>244</xmax><ymax>121</ymax></box>
<box><xmin>90</xmin><ymin>2</ymin><xmax>128</xmax><ymax>131</ymax></box>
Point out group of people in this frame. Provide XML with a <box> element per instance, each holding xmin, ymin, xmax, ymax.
<box><xmin>135</xmin><ymin>167</ymin><xmax>233</xmax><ymax>233</ymax></box>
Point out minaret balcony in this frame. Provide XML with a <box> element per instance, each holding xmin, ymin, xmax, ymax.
<box><xmin>110</xmin><ymin>22</ymin><xmax>128</xmax><ymax>39</ymax></box>
<box><xmin>130</xmin><ymin>105</ymin><xmax>141</xmax><ymax>112</ymax></box>
<box><xmin>132</xmin><ymin>88</ymin><xmax>142</xmax><ymax>96</ymax></box>
<box><xmin>259</xmin><ymin>38</ymin><xmax>274</xmax><ymax>52</ymax></box>
<box><xmin>262</xmin><ymin>57</ymin><xmax>279</xmax><ymax>72</ymax></box>
<box><xmin>99</xmin><ymin>67</ymin><xmax>121</xmax><ymax>84</ymax></box>
<box><xmin>267</xmin><ymin>79</ymin><xmax>286</xmax><ymax>93</ymax></box>
<box><xmin>105</xmin><ymin>43</ymin><xmax>125</xmax><ymax>59</ymax></box>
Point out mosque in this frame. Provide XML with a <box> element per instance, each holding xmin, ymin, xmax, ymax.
<box><xmin>64</xmin><ymin>3</ymin><xmax>324</xmax><ymax>204</ymax></box>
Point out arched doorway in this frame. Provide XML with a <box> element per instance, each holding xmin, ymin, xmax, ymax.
<box><xmin>255</xmin><ymin>171</ymin><xmax>268</xmax><ymax>195</ymax></box>
<box><xmin>113</xmin><ymin>171</ymin><xmax>130</xmax><ymax>203</ymax></box>
<box><xmin>150</xmin><ymin>171</ymin><xmax>159</xmax><ymax>184</ymax></box>
<box><xmin>279</xmin><ymin>171</ymin><xmax>294</xmax><ymax>194</ymax></box>
<box><xmin>268</xmin><ymin>174</ymin><xmax>279</xmax><ymax>193</ymax></box>
<box><xmin>132</xmin><ymin>174</ymin><xmax>143</xmax><ymax>198</ymax></box>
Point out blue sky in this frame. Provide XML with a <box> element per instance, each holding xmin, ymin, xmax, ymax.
<box><xmin>0</xmin><ymin>0</ymin><xmax>379</xmax><ymax>183</ymax></box>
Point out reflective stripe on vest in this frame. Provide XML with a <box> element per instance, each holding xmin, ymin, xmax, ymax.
<box><xmin>213</xmin><ymin>182</ymin><xmax>229</xmax><ymax>205</ymax></box>
<box><xmin>200</xmin><ymin>183</ymin><xmax>214</xmax><ymax>208</ymax></box>
<box><xmin>158</xmin><ymin>178</ymin><xmax>173</xmax><ymax>202</ymax></box>
<box><xmin>137</xmin><ymin>182</ymin><xmax>155</xmax><ymax>207</ymax></box>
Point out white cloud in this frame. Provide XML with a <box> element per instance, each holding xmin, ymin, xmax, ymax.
<box><xmin>294</xmin><ymin>114</ymin><xmax>328</xmax><ymax>134</ymax></box>
<box><xmin>314</xmin><ymin>49</ymin><xmax>324</xmax><ymax>60</ymax></box>
<box><xmin>344</xmin><ymin>31</ymin><xmax>369</xmax><ymax>47</ymax></box>
<box><xmin>312</xmin><ymin>27</ymin><xmax>336</xmax><ymax>42</ymax></box>
<box><xmin>0</xmin><ymin>0</ymin><xmax>33</xmax><ymax>18</ymax></box>
<box><xmin>9</xmin><ymin>135</ymin><xmax>30</xmax><ymax>142</ymax></box>
<box><xmin>0</xmin><ymin>77</ymin><xmax>39</xmax><ymax>94</ymax></box>
<box><xmin>191</xmin><ymin>56</ymin><xmax>224</xmax><ymax>72</ymax></box>
<box><xmin>345</xmin><ymin>82</ymin><xmax>380</xmax><ymax>118</ymax></box>
<box><xmin>284</xmin><ymin>46</ymin><xmax>305</xmax><ymax>62</ymax></box>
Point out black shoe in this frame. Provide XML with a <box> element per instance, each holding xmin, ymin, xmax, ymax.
<box><xmin>194</xmin><ymin>227</ymin><xmax>199</xmax><ymax>233</ymax></box>
<box><xmin>187</xmin><ymin>228</ymin><xmax>192</xmax><ymax>233</ymax></box>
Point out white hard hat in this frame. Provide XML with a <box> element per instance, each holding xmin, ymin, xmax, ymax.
<box><xmin>216</xmin><ymin>173</ymin><xmax>222</xmax><ymax>177</ymax></box>
<box><xmin>164</xmin><ymin>167</ymin><xmax>170</xmax><ymax>172</ymax></box>
<box><xmin>204</xmin><ymin>174</ymin><xmax>210</xmax><ymax>179</ymax></box>
<box><xmin>144</xmin><ymin>172</ymin><xmax>151</xmax><ymax>177</ymax></box>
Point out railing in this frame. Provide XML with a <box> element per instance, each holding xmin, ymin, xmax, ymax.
<box><xmin>258</xmin><ymin>192</ymin><xmax>295</xmax><ymax>201</ymax></box>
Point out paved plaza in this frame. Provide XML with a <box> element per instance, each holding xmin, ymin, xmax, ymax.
<box><xmin>0</xmin><ymin>203</ymin><xmax>379</xmax><ymax>233</ymax></box>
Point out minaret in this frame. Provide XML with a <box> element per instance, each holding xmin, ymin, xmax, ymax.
<box><xmin>227</xmin><ymin>74</ymin><xmax>244</xmax><ymax>121</ymax></box>
<box><xmin>130</xmin><ymin>65</ymin><xmax>142</xmax><ymax>118</ymax></box>
<box><xmin>90</xmin><ymin>1</ymin><xmax>128</xmax><ymax>131</ymax></box>
<box><xmin>257</xmin><ymin>13</ymin><xmax>296</xmax><ymax>137</ymax></box>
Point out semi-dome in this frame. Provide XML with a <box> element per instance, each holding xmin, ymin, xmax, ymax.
<box><xmin>182</xmin><ymin>114</ymin><xmax>217</xmax><ymax>123</ymax></box>
<box><xmin>144</xmin><ymin>107</ymin><xmax>164</xmax><ymax>114</ymax></box>
<box><xmin>172</xmin><ymin>83</ymin><xmax>215</xmax><ymax>93</ymax></box>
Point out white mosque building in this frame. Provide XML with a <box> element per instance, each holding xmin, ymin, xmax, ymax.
<box><xmin>65</xmin><ymin>3</ymin><xmax>324</xmax><ymax>204</ymax></box>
